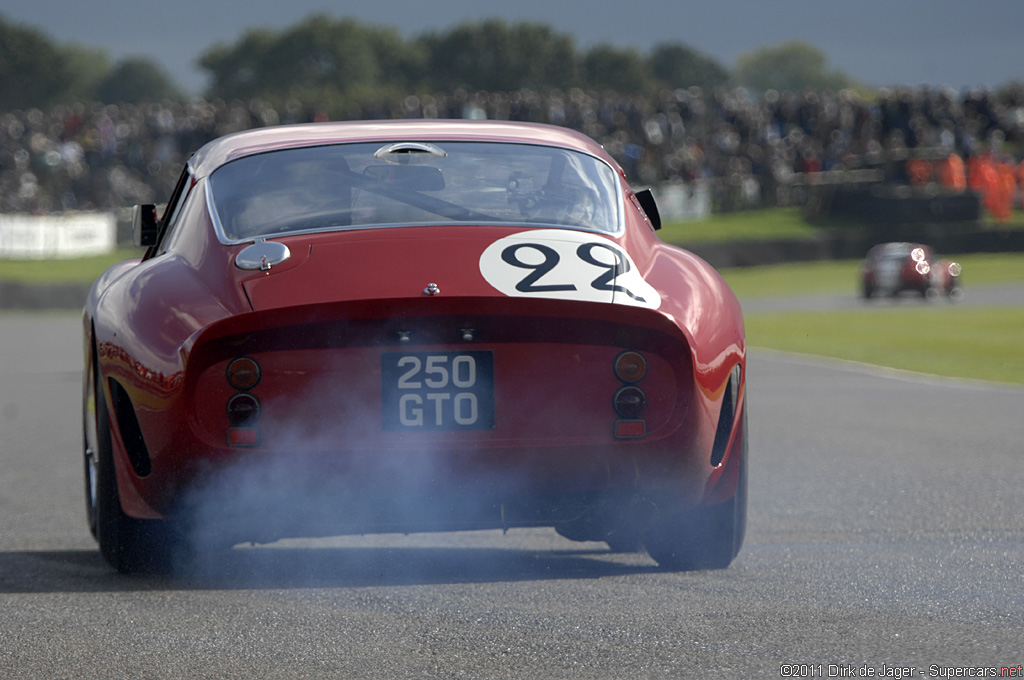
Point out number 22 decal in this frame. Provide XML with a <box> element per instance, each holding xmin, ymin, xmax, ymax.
<box><xmin>479</xmin><ymin>229</ymin><xmax>661</xmax><ymax>309</ymax></box>
<box><xmin>502</xmin><ymin>242</ymin><xmax>646</xmax><ymax>302</ymax></box>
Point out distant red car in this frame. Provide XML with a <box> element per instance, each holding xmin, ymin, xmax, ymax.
<box><xmin>860</xmin><ymin>242</ymin><xmax>962</xmax><ymax>299</ymax></box>
<box><xmin>82</xmin><ymin>120</ymin><xmax>747</xmax><ymax>573</ymax></box>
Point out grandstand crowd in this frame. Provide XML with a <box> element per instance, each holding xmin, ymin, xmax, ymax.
<box><xmin>1</xmin><ymin>85</ymin><xmax>1023</xmax><ymax>220</ymax></box>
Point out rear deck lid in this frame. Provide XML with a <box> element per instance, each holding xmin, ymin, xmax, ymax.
<box><xmin>241</xmin><ymin>227</ymin><xmax>661</xmax><ymax>312</ymax></box>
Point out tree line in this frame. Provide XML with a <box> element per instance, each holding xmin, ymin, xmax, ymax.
<box><xmin>0</xmin><ymin>13</ymin><xmax>876</xmax><ymax>113</ymax></box>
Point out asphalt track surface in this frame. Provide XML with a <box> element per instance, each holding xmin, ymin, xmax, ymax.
<box><xmin>2</xmin><ymin>311</ymin><xmax>1023</xmax><ymax>678</ymax></box>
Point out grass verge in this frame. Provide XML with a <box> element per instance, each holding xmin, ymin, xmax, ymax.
<box><xmin>0</xmin><ymin>249</ymin><xmax>139</xmax><ymax>284</ymax></box>
<box><xmin>658</xmin><ymin>207</ymin><xmax>818</xmax><ymax>243</ymax></box>
<box><xmin>745</xmin><ymin>306</ymin><xmax>1024</xmax><ymax>385</ymax></box>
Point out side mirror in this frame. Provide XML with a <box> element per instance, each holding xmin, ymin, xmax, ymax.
<box><xmin>132</xmin><ymin>204</ymin><xmax>159</xmax><ymax>247</ymax></box>
<box><xmin>635</xmin><ymin>189</ymin><xmax>661</xmax><ymax>231</ymax></box>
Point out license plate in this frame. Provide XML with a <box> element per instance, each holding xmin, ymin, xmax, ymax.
<box><xmin>381</xmin><ymin>351</ymin><xmax>495</xmax><ymax>431</ymax></box>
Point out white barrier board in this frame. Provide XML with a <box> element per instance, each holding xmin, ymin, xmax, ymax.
<box><xmin>0</xmin><ymin>213</ymin><xmax>116</xmax><ymax>259</ymax></box>
<box><xmin>653</xmin><ymin>181</ymin><xmax>712</xmax><ymax>221</ymax></box>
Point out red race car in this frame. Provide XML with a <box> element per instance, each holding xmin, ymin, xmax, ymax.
<box><xmin>83</xmin><ymin>120</ymin><xmax>747</xmax><ymax>573</ymax></box>
<box><xmin>860</xmin><ymin>242</ymin><xmax>962</xmax><ymax>300</ymax></box>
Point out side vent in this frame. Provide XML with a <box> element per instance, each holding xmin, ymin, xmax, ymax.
<box><xmin>107</xmin><ymin>379</ymin><xmax>153</xmax><ymax>477</ymax></box>
<box><xmin>710</xmin><ymin>365</ymin><xmax>741</xmax><ymax>467</ymax></box>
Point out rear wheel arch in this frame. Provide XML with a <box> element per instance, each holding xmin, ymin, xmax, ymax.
<box><xmin>85</xmin><ymin>333</ymin><xmax>180</xmax><ymax>573</ymax></box>
<box><xmin>644</xmin><ymin>408</ymin><xmax>748</xmax><ymax>570</ymax></box>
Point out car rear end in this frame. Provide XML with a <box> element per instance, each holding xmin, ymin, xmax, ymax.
<box><xmin>175</xmin><ymin>291</ymin><xmax>704</xmax><ymax>543</ymax></box>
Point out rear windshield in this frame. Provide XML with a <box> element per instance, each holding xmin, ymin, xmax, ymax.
<box><xmin>208</xmin><ymin>141</ymin><xmax>622</xmax><ymax>241</ymax></box>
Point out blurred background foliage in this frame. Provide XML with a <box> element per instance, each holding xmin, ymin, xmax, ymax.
<box><xmin>1</xmin><ymin>13</ymin><xmax>866</xmax><ymax>111</ymax></box>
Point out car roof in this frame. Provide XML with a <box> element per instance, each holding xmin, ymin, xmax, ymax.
<box><xmin>189</xmin><ymin>119</ymin><xmax>615</xmax><ymax>179</ymax></box>
<box><xmin>872</xmin><ymin>242</ymin><xmax>929</xmax><ymax>256</ymax></box>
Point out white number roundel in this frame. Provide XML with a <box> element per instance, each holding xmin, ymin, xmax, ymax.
<box><xmin>479</xmin><ymin>229</ymin><xmax>661</xmax><ymax>309</ymax></box>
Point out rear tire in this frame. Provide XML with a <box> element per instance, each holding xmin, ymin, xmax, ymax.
<box><xmin>83</xmin><ymin>352</ymin><xmax>100</xmax><ymax>540</ymax></box>
<box><xmin>644</xmin><ymin>413</ymin><xmax>747</xmax><ymax>571</ymax></box>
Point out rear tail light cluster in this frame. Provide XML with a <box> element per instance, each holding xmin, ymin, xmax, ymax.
<box><xmin>226</xmin><ymin>356</ymin><xmax>261</xmax><ymax>447</ymax></box>
<box><xmin>613</xmin><ymin>351</ymin><xmax>647</xmax><ymax>439</ymax></box>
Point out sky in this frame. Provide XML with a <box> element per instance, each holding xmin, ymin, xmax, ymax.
<box><xmin>2</xmin><ymin>0</ymin><xmax>1022</xmax><ymax>95</ymax></box>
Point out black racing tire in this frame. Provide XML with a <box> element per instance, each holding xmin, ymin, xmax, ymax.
<box><xmin>83</xmin><ymin>347</ymin><xmax>100</xmax><ymax>540</ymax></box>
<box><xmin>644</xmin><ymin>412</ymin><xmax>748</xmax><ymax>571</ymax></box>
<box><xmin>92</xmin><ymin>352</ymin><xmax>182</xmax><ymax>574</ymax></box>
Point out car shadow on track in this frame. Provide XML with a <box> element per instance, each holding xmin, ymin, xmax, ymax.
<box><xmin>0</xmin><ymin>543</ymin><xmax>663</xmax><ymax>593</ymax></box>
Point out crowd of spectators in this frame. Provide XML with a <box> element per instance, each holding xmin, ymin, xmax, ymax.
<box><xmin>1</xmin><ymin>85</ymin><xmax>1023</xmax><ymax>218</ymax></box>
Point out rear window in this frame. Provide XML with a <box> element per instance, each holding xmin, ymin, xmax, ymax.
<box><xmin>208</xmin><ymin>141</ymin><xmax>622</xmax><ymax>241</ymax></box>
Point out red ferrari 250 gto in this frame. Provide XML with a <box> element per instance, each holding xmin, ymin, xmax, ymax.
<box><xmin>83</xmin><ymin>120</ymin><xmax>747</xmax><ymax>573</ymax></box>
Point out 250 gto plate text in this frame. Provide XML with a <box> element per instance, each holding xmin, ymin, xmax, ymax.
<box><xmin>381</xmin><ymin>351</ymin><xmax>495</xmax><ymax>431</ymax></box>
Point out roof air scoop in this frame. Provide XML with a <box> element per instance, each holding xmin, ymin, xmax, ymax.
<box><xmin>235</xmin><ymin>239</ymin><xmax>291</xmax><ymax>271</ymax></box>
<box><xmin>373</xmin><ymin>142</ymin><xmax>447</xmax><ymax>164</ymax></box>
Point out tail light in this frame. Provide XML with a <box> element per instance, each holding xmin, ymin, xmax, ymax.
<box><xmin>226</xmin><ymin>356</ymin><xmax>262</xmax><ymax>446</ymax></box>
<box><xmin>226</xmin><ymin>356</ymin><xmax>261</xmax><ymax>390</ymax></box>
<box><xmin>226</xmin><ymin>392</ymin><xmax>261</xmax><ymax>426</ymax></box>
<box><xmin>614</xmin><ymin>350</ymin><xmax>647</xmax><ymax>383</ymax></box>
<box><xmin>613</xmin><ymin>351</ymin><xmax>647</xmax><ymax>439</ymax></box>
<box><xmin>613</xmin><ymin>385</ymin><xmax>647</xmax><ymax>419</ymax></box>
